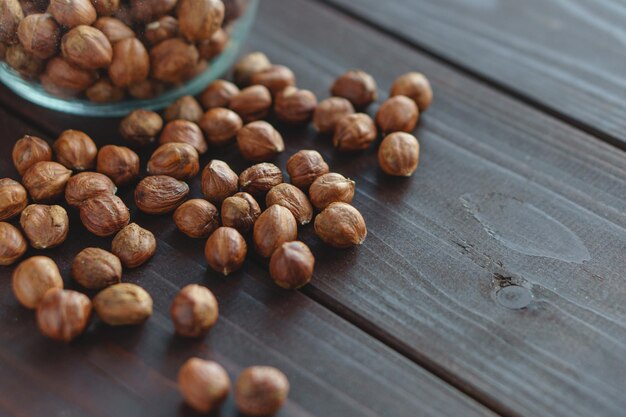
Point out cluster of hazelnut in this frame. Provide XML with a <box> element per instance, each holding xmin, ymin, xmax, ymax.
<box><xmin>0</xmin><ymin>0</ymin><xmax>245</xmax><ymax>101</ymax></box>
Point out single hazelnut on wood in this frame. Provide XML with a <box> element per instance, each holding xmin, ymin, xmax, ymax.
<box><xmin>91</xmin><ymin>0</ymin><xmax>119</xmax><ymax>16</ymax></box>
<box><xmin>164</xmin><ymin>95</ymin><xmax>203</xmax><ymax>123</ymax></box>
<box><xmin>53</xmin><ymin>129</ymin><xmax>98</xmax><ymax>171</ymax></box>
<box><xmin>197</xmin><ymin>27</ymin><xmax>228</xmax><ymax>60</ymax></box>
<box><xmin>221</xmin><ymin>192</ymin><xmax>260</xmax><ymax>234</ymax></box>
<box><xmin>111</xmin><ymin>223</ymin><xmax>156</xmax><ymax>268</ymax></box>
<box><xmin>93</xmin><ymin>283</ymin><xmax>153</xmax><ymax>326</ymax></box>
<box><xmin>312</xmin><ymin>97</ymin><xmax>355</xmax><ymax>134</ymax></box>
<box><xmin>331</xmin><ymin>70</ymin><xmax>378</xmax><ymax>109</ymax></box>
<box><xmin>333</xmin><ymin>113</ymin><xmax>377</xmax><ymax>151</ymax></box>
<box><xmin>269</xmin><ymin>241</ymin><xmax>314</xmax><ymax>289</ymax></box>
<box><xmin>236</xmin><ymin>121</ymin><xmax>284</xmax><ymax>161</ymax></box>
<box><xmin>86</xmin><ymin>78</ymin><xmax>125</xmax><ymax>103</ymax></box>
<box><xmin>65</xmin><ymin>172</ymin><xmax>116</xmax><ymax>207</ymax></box>
<box><xmin>286</xmin><ymin>150</ymin><xmax>329</xmax><ymax>190</ymax></box>
<box><xmin>109</xmin><ymin>37</ymin><xmax>150</xmax><ymax>87</ymax></box>
<box><xmin>80</xmin><ymin>194</ymin><xmax>130</xmax><ymax>237</ymax></box>
<box><xmin>159</xmin><ymin>120</ymin><xmax>208</xmax><ymax>154</ymax></box>
<box><xmin>390</xmin><ymin>72</ymin><xmax>433</xmax><ymax>111</ymax></box>
<box><xmin>119</xmin><ymin>109</ymin><xmax>163</xmax><ymax>147</ymax></box>
<box><xmin>12</xmin><ymin>256</ymin><xmax>64</xmax><ymax>309</ymax></box>
<box><xmin>266</xmin><ymin>183</ymin><xmax>313</xmax><ymax>226</ymax></box>
<box><xmin>378</xmin><ymin>132</ymin><xmax>420</xmax><ymax>177</ymax></box>
<box><xmin>93</xmin><ymin>17</ymin><xmax>134</xmax><ymax>43</ymax></box>
<box><xmin>229</xmin><ymin>85</ymin><xmax>272</xmax><ymax>123</ymax></box>
<box><xmin>72</xmin><ymin>247</ymin><xmax>122</xmax><ymax>290</ymax></box>
<box><xmin>20</xmin><ymin>204</ymin><xmax>69</xmax><ymax>249</ymax></box>
<box><xmin>12</xmin><ymin>135</ymin><xmax>52</xmax><ymax>176</ymax></box>
<box><xmin>147</xmin><ymin>142</ymin><xmax>199</xmax><ymax>181</ymax></box>
<box><xmin>199</xmin><ymin>108</ymin><xmax>242</xmax><ymax>146</ymax></box>
<box><xmin>0</xmin><ymin>0</ymin><xmax>24</xmax><ymax>44</ymax></box>
<box><xmin>96</xmin><ymin>145</ymin><xmax>140</xmax><ymax>186</ymax></box>
<box><xmin>239</xmin><ymin>163</ymin><xmax>283</xmax><ymax>197</ymax></box>
<box><xmin>61</xmin><ymin>25</ymin><xmax>112</xmax><ymax>69</ymax></box>
<box><xmin>177</xmin><ymin>0</ymin><xmax>224</xmax><ymax>41</ymax></box>
<box><xmin>204</xmin><ymin>226</ymin><xmax>247</xmax><ymax>275</ymax></box>
<box><xmin>6</xmin><ymin>44</ymin><xmax>44</xmax><ymax>79</ymax></box>
<box><xmin>170</xmin><ymin>284</ymin><xmax>218</xmax><ymax>337</ymax></box>
<box><xmin>201</xmin><ymin>160</ymin><xmax>238</xmax><ymax>204</ymax></box>
<box><xmin>250</xmin><ymin>65</ymin><xmax>295</xmax><ymax>96</ymax></box>
<box><xmin>174</xmin><ymin>199</ymin><xmax>219</xmax><ymax>238</ymax></box>
<box><xmin>233</xmin><ymin>52</ymin><xmax>271</xmax><ymax>87</ymax></box>
<box><xmin>135</xmin><ymin>175</ymin><xmax>190</xmax><ymax>215</ymax></box>
<box><xmin>48</xmin><ymin>0</ymin><xmax>97</xmax><ymax>28</ymax></box>
<box><xmin>178</xmin><ymin>358</ymin><xmax>230</xmax><ymax>413</ymax></box>
<box><xmin>0</xmin><ymin>178</ymin><xmax>28</xmax><ymax>221</ymax></box>
<box><xmin>22</xmin><ymin>161</ymin><xmax>72</xmax><ymax>203</ymax></box>
<box><xmin>0</xmin><ymin>222</ymin><xmax>27</xmax><ymax>266</ymax></box>
<box><xmin>274</xmin><ymin>87</ymin><xmax>317</xmax><ymax>124</ymax></box>
<box><xmin>144</xmin><ymin>15</ymin><xmax>178</xmax><ymax>45</ymax></box>
<box><xmin>17</xmin><ymin>13</ymin><xmax>60</xmax><ymax>59</ymax></box>
<box><xmin>309</xmin><ymin>173</ymin><xmax>355</xmax><ymax>210</ymax></box>
<box><xmin>315</xmin><ymin>202</ymin><xmax>367</xmax><ymax>248</ymax></box>
<box><xmin>200</xmin><ymin>79</ymin><xmax>239</xmax><ymax>109</ymax></box>
<box><xmin>37</xmin><ymin>288</ymin><xmax>92</xmax><ymax>342</ymax></box>
<box><xmin>376</xmin><ymin>95</ymin><xmax>419</xmax><ymax>134</ymax></box>
<box><xmin>235</xmin><ymin>366</ymin><xmax>289</xmax><ymax>417</ymax></box>
<box><xmin>150</xmin><ymin>38</ymin><xmax>199</xmax><ymax>84</ymax></box>
<box><xmin>253</xmin><ymin>205</ymin><xmax>297</xmax><ymax>258</ymax></box>
<box><xmin>41</xmin><ymin>57</ymin><xmax>97</xmax><ymax>96</ymax></box>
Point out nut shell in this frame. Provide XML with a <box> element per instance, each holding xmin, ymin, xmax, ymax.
<box><xmin>135</xmin><ymin>175</ymin><xmax>190</xmax><ymax>215</ymax></box>
<box><xmin>17</xmin><ymin>13</ymin><xmax>60</xmax><ymax>59</ymax></box>
<box><xmin>330</xmin><ymin>70</ymin><xmax>378</xmax><ymax>109</ymax></box>
<box><xmin>314</xmin><ymin>202</ymin><xmax>367</xmax><ymax>248</ymax></box>
<box><xmin>48</xmin><ymin>0</ymin><xmax>97</xmax><ymax>28</ymax></box>
<box><xmin>197</xmin><ymin>27</ymin><xmax>228</xmax><ymax>60</ymax></box>
<box><xmin>170</xmin><ymin>284</ymin><xmax>218</xmax><ymax>337</ymax></box>
<box><xmin>53</xmin><ymin>129</ymin><xmax>98</xmax><ymax>171</ymax></box>
<box><xmin>111</xmin><ymin>223</ymin><xmax>156</xmax><ymax>268</ymax></box>
<box><xmin>253</xmin><ymin>205</ymin><xmax>297</xmax><ymax>258</ymax></box>
<box><xmin>333</xmin><ymin>113</ymin><xmax>377</xmax><ymax>151</ymax></box>
<box><xmin>378</xmin><ymin>132</ymin><xmax>420</xmax><ymax>177</ymax></box>
<box><xmin>199</xmin><ymin>107</ymin><xmax>242</xmax><ymax>146</ymax></box>
<box><xmin>274</xmin><ymin>86</ymin><xmax>317</xmax><ymax>124</ymax></box>
<box><xmin>164</xmin><ymin>95</ymin><xmax>203</xmax><ymax>123</ymax></box>
<box><xmin>250</xmin><ymin>65</ymin><xmax>295</xmax><ymax>96</ymax></box>
<box><xmin>173</xmin><ymin>199</ymin><xmax>219</xmax><ymax>238</ymax></box>
<box><xmin>22</xmin><ymin>161</ymin><xmax>72</xmax><ymax>202</ymax></box>
<box><xmin>390</xmin><ymin>72</ymin><xmax>433</xmax><ymax>111</ymax></box>
<box><xmin>119</xmin><ymin>109</ymin><xmax>163</xmax><ymax>147</ymax></box>
<box><xmin>177</xmin><ymin>0</ymin><xmax>224</xmax><ymax>41</ymax></box>
<box><xmin>94</xmin><ymin>17</ymin><xmax>135</xmax><ymax>43</ymax></box>
<box><xmin>20</xmin><ymin>204</ymin><xmax>69</xmax><ymax>249</ymax></box>
<box><xmin>0</xmin><ymin>178</ymin><xmax>28</xmax><ymax>221</ymax></box>
<box><xmin>236</xmin><ymin>121</ymin><xmax>284</xmax><ymax>161</ymax></box>
<box><xmin>93</xmin><ymin>283</ymin><xmax>153</xmax><ymax>326</ymax></box>
<box><xmin>159</xmin><ymin>120</ymin><xmax>207</xmax><ymax>154</ymax></box>
<box><xmin>201</xmin><ymin>160</ymin><xmax>238</xmax><ymax>204</ymax></box>
<box><xmin>0</xmin><ymin>222</ymin><xmax>27</xmax><ymax>266</ymax></box>
<box><xmin>96</xmin><ymin>145</ymin><xmax>140</xmax><ymax>186</ymax></box>
<box><xmin>144</xmin><ymin>15</ymin><xmax>178</xmax><ymax>45</ymax></box>
<box><xmin>286</xmin><ymin>150</ymin><xmax>329</xmax><ymax>190</ymax></box>
<box><xmin>5</xmin><ymin>44</ymin><xmax>44</xmax><ymax>79</ymax></box>
<box><xmin>147</xmin><ymin>142</ymin><xmax>199</xmax><ymax>180</ymax></box>
<box><xmin>65</xmin><ymin>172</ymin><xmax>116</xmax><ymax>207</ymax></box>
<box><xmin>266</xmin><ymin>183</ymin><xmax>313</xmax><ymax>225</ymax></box>
<box><xmin>220</xmin><ymin>192</ymin><xmax>260</xmax><ymax>234</ymax></box>
<box><xmin>80</xmin><ymin>194</ymin><xmax>130</xmax><ymax>237</ymax></box>
<box><xmin>235</xmin><ymin>366</ymin><xmax>289</xmax><ymax>417</ymax></box>
<box><xmin>312</xmin><ymin>97</ymin><xmax>355</xmax><ymax>134</ymax></box>
<box><xmin>269</xmin><ymin>241</ymin><xmax>314</xmax><ymax>289</ymax></box>
<box><xmin>200</xmin><ymin>79</ymin><xmax>239</xmax><ymax>109</ymax></box>
<box><xmin>41</xmin><ymin>57</ymin><xmax>97</xmax><ymax>97</ymax></box>
<box><xmin>376</xmin><ymin>95</ymin><xmax>419</xmax><ymax>134</ymax></box>
<box><xmin>204</xmin><ymin>226</ymin><xmax>247</xmax><ymax>275</ymax></box>
<box><xmin>229</xmin><ymin>85</ymin><xmax>272</xmax><ymax>123</ymax></box>
<box><xmin>309</xmin><ymin>173</ymin><xmax>355</xmax><ymax>210</ymax></box>
<box><xmin>61</xmin><ymin>25</ymin><xmax>112</xmax><ymax>69</ymax></box>
<box><xmin>0</xmin><ymin>0</ymin><xmax>23</xmax><ymax>44</ymax></box>
<box><xmin>72</xmin><ymin>247</ymin><xmax>122</xmax><ymax>290</ymax></box>
<box><xmin>109</xmin><ymin>37</ymin><xmax>149</xmax><ymax>87</ymax></box>
<box><xmin>86</xmin><ymin>78</ymin><xmax>125</xmax><ymax>103</ymax></box>
<box><xmin>150</xmin><ymin>38</ymin><xmax>199</xmax><ymax>84</ymax></box>
<box><xmin>37</xmin><ymin>288</ymin><xmax>92</xmax><ymax>342</ymax></box>
<box><xmin>12</xmin><ymin>135</ymin><xmax>52</xmax><ymax>176</ymax></box>
<box><xmin>239</xmin><ymin>163</ymin><xmax>283</xmax><ymax>197</ymax></box>
<box><xmin>233</xmin><ymin>52</ymin><xmax>271</xmax><ymax>87</ymax></box>
<box><xmin>178</xmin><ymin>358</ymin><xmax>230</xmax><ymax>413</ymax></box>
<box><xmin>12</xmin><ymin>256</ymin><xmax>64</xmax><ymax>309</ymax></box>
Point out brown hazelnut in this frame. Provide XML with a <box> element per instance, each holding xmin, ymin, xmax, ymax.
<box><xmin>274</xmin><ymin>87</ymin><xmax>317</xmax><ymax>124</ymax></box>
<box><xmin>204</xmin><ymin>226</ymin><xmax>247</xmax><ymax>275</ymax></box>
<box><xmin>93</xmin><ymin>17</ymin><xmax>134</xmax><ymax>42</ymax></box>
<box><xmin>331</xmin><ymin>70</ymin><xmax>378</xmax><ymax>109</ymax></box>
<box><xmin>48</xmin><ymin>0</ymin><xmax>97</xmax><ymax>28</ymax></box>
<box><xmin>286</xmin><ymin>150</ymin><xmax>329</xmax><ymax>190</ymax></box>
<box><xmin>236</xmin><ymin>121</ymin><xmax>284</xmax><ymax>161</ymax></box>
<box><xmin>86</xmin><ymin>78</ymin><xmax>125</xmax><ymax>103</ymax></box>
<box><xmin>91</xmin><ymin>0</ymin><xmax>119</xmax><ymax>16</ymax></box>
<box><xmin>119</xmin><ymin>109</ymin><xmax>163</xmax><ymax>147</ymax></box>
<box><xmin>314</xmin><ymin>202</ymin><xmax>366</xmax><ymax>248</ymax></box>
<box><xmin>253</xmin><ymin>204</ymin><xmax>297</xmax><ymax>258</ymax></box>
<box><xmin>376</xmin><ymin>95</ymin><xmax>419</xmax><ymax>134</ymax></box>
<box><xmin>111</xmin><ymin>223</ymin><xmax>156</xmax><ymax>268</ymax></box>
<box><xmin>0</xmin><ymin>178</ymin><xmax>28</xmax><ymax>221</ymax></box>
<box><xmin>177</xmin><ymin>0</ymin><xmax>224</xmax><ymax>42</ymax></box>
<box><xmin>0</xmin><ymin>222</ymin><xmax>27</xmax><ymax>266</ymax></box>
<box><xmin>309</xmin><ymin>172</ymin><xmax>355</xmax><ymax>210</ymax></box>
<box><xmin>170</xmin><ymin>284</ymin><xmax>218</xmax><ymax>337</ymax></box>
<box><xmin>235</xmin><ymin>366</ymin><xmax>289</xmax><ymax>416</ymax></box>
<box><xmin>96</xmin><ymin>145</ymin><xmax>140</xmax><ymax>186</ymax></box>
<box><xmin>129</xmin><ymin>0</ymin><xmax>176</xmax><ymax>23</ymax></box>
<box><xmin>164</xmin><ymin>95</ymin><xmax>203</xmax><ymax>123</ymax></box>
<box><xmin>223</xmin><ymin>0</ymin><xmax>245</xmax><ymax>23</ymax></box>
<box><xmin>37</xmin><ymin>288</ymin><xmax>92</xmax><ymax>342</ymax></box>
<box><xmin>0</xmin><ymin>0</ymin><xmax>23</xmax><ymax>44</ymax></box>
<box><xmin>313</xmin><ymin>97</ymin><xmax>355</xmax><ymax>134</ymax></box>
<box><xmin>250</xmin><ymin>65</ymin><xmax>295</xmax><ymax>96</ymax></box>
<box><xmin>144</xmin><ymin>15</ymin><xmax>178</xmax><ymax>45</ymax></box>
<box><xmin>390</xmin><ymin>72</ymin><xmax>433</xmax><ymax>111</ymax></box>
<box><xmin>12</xmin><ymin>256</ymin><xmax>64</xmax><ymax>309</ymax></box>
<box><xmin>12</xmin><ymin>135</ymin><xmax>52</xmax><ymax>176</ymax></box>
<box><xmin>178</xmin><ymin>358</ymin><xmax>230</xmax><ymax>413</ymax></box>
<box><xmin>233</xmin><ymin>52</ymin><xmax>271</xmax><ymax>87</ymax></box>
<box><xmin>147</xmin><ymin>143</ymin><xmax>199</xmax><ymax>180</ymax></box>
<box><xmin>72</xmin><ymin>247</ymin><xmax>122</xmax><ymax>290</ymax></box>
<box><xmin>80</xmin><ymin>194</ymin><xmax>130</xmax><ymax>237</ymax></box>
<box><xmin>200</xmin><ymin>79</ymin><xmax>239</xmax><ymax>109</ymax></box>
<box><xmin>53</xmin><ymin>129</ymin><xmax>98</xmax><ymax>171</ymax></box>
<box><xmin>159</xmin><ymin>120</ymin><xmax>208</xmax><ymax>154</ymax></box>
<box><xmin>65</xmin><ymin>171</ymin><xmax>116</xmax><ymax>207</ymax></box>
<box><xmin>22</xmin><ymin>161</ymin><xmax>72</xmax><ymax>202</ymax></box>
<box><xmin>197</xmin><ymin>27</ymin><xmax>228</xmax><ymax>60</ymax></box>
<box><xmin>269</xmin><ymin>241</ymin><xmax>314</xmax><ymax>289</ymax></box>
<box><xmin>20</xmin><ymin>204</ymin><xmax>69</xmax><ymax>249</ymax></box>
<box><xmin>173</xmin><ymin>199</ymin><xmax>219</xmax><ymax>238</ymax></box>
<box><xmin>220</xmin><ymin>192</ymin><xmax>260</xmax><ymax>234</ymax></box>
<box><xmin>5</xmin><ymin>44</ymin><xmax>43</xmax><ymax>79</ymax></box>
<box><xmin>239</xmin><ymin>163</ymin><xmax>283</xmax><ymax>197</ymax></box>
<box><xmin>199</xmin><ymin>107</ymin><xmax>242</xmax><ymax>146</ymax></box>
<box><xmin>108</xmin><ymin>37</ymin><xmax>149</xmax><ymax>87</ymax></box>
<box><xmin>93</xmin><ymin>283</ymin><xmax>153</xmax><ymax>326</ymax></box>
<box><xmin>17</xmin><ymin>13</ymin><xmax>60</xmax><ymax>59</ymax></box>
<box><xmin>378</xmin><ymin>132</ymin><xmax>420</xmax><ymax>176</ymax></box>
<box><xmin>229</xmin><ymin>85</ymin><xmax>272</xmax><ymax>123</ymax></box>
<box><xmin>201</xmin><ymin>160</ymin><xmax>238</xmax><ymax>204</ymax></box>
<box><xmin>61</xmin><ymin>25</ymin><xmax>112</xmax><ymax>69</ymax></box>
<box><xmin>150</xmin><ymin>38</ymin><xmax>198</xmax><ymax>84</ymax></box>
<box><xmin>135</xmin><ymin>175</ymin><xmax>189</xmax><ymax>215</ymax></box>
<box><xmin>266</xmin><ymin>183</ymin><xmax>313</xmax><ymax>226</ymax></box>
<box><xmin>41</xmin><ymin>57</ymin><xmax>97</xmax><ymax>96</ymax></box>
<box><xmin>18</xmin><ymin>1</ymin><xmax>47</xmax><ymax>16</ymax></box>
<box><xmin>333</xmin><ymin>113</ymin><xmax>377</xmax><ymax>151</ymax></box>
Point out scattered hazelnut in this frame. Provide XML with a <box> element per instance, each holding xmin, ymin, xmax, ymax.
<box><xmin>12</xmin><ymin>135</ymin><xmax>52</xmax><ymax>176</ymax></box>
<box><xmin>390</xmin><ymin>72</ymin><xmax>433</xmax><ymax>111</ymax></box>
<box><xmin>135</xmin><ymin>175</ymin><xmax>189</xmax><ymax>215</ymax></box>
<box><xmin>147</xmin><ymin>142</ymin><xmax>199</xmax><ymax>180</ymax></box>
<box><xmin>174</xmin><ymin>199</ymin><xmax>219</xmax><ymax>238</ymax></box>
<box><xmin>331</xmin><ymin>70</ymin><xmax>378</xmax><ymax>109</ymax></box>
<box><xmin>93</xmin><ymin>17</ymin><xmax>135</xmax><ymax>43</ymax></box>
<box><xmin>204</xmin><ymin>226</ymin><xmax>247</xmax><ymax>275</ymax></box>
<box><xmin>144</xmin><ymin>15</ymin><xmax>178</xmax><ymax>45</ymax></box>
<box><xmin>65</xmin><ymin>171</ymin><xmax>116</xmax><ymax>207</ymax></box>
<box><xmin>111</xmin><ymin>223</ymin><xmax>156</xmax><ymax>268</ymax></box>
<box><xmin>378</xmin><ymin>132</ymin><xmax>420</xmax><ymax>176</ymax></box>
<box><xmin>150</xmin><ymin>37</ymin><xmax>199</xmax><ymax>84</ymax></box>
<box><xmin>274</xmin><ymin>86</ymin><xmax>317</xmax><ymax>124</ymax></box>
<box><xmin>20</xmin><ymin>204</ymin><xmax>69</xmax><ymax>249</ymax></box>
<box><xmin>376</xmin><ymin>95</ymin><xmax>419</xmax><ymax>134</ymax></box>
<box><xmin>220</xmin><ymin>192</ymin><xmax>260</xmax><ymax>234</ymax></box>
<box><xmin>178</xmin><ymin>358</ymin><xmax>230</xmax><ymax>413</ymax></box>
<box><xmin>37</xmin><ymin>288</ymin><xmax>92</xmax><ymax>342</ymax></box>
<box><xmin>170</xmin><ymin>284</ymin><xmax>218</xmax><ymax>337</ymax></box>
<box><xmin>200</xmin><ymin>79</ymin><xmax>239</xmax><ymax>109</ymax></box>
<box><xmin>72</xmin><ymin>247</ymin><xmax>122</xmax><ymax>290</ymax></box>
<box><xmin>313</xmin><ymin>97</ymin><xmax>355</xmax><ymax>134</ymax></box>
<box><xmin>0</xmin><ymin>0</ymin><xmax>23</xmax><ymax>44</ymax></box>
<box><xmin>85</xmin><ymin>78</ymin><xmax>125</xmax><ymax>103</ymax></box>
<box><xmin>233</xmin><ymin>52</ymin><xmax>271</xmax><ymax>87</ymax></box>
<box><xmin>96</xmin><ymin>145</ymin><xmax>140</xmax><ymax>186</ymax></box>
<box><xmin>269</xmin><ymin>241</ymin><xmax>314</xmax><ymax>289</ymax></box>
<box><xmin>229</xmin><ymin>85</ymin><xmax>272</xmax><ymax>123</ymax></box>
<box><xmin>164</xmin><ymin>95</ymin><xmax>203</xmax><ymax>123</ymax></box>
<box><xmin>236</xmin><ymin>121</ymin><xmax>284</xmax><ymax>161</ymax></box>
<box><xmin>250</xmin><ymin>65</ymin><xmax>295</xmax><ymax>96</ymax></box>
<box><xmin>22</xmin><ymin>161</ymin><xmax>72</xmax><ymax>202</ymax></box>
<box><xmin>266</xmin><ymin>183</ymin><xmax>313</xmax><ymax>225</ymax></box>
<box><xmin>201</xmin><ymin>160</ymin><xmax>238</xmax><ymax>204</ymax></box>
<box><xmin>0</xmin><ymin>222</ymin><xmax>27</xmax><ymax>266</ymax></box>
<box><xmin>0</xmin><ymin>178</ymin><xmax>28</xmax><ymax>221</ymax></box>
<box><xmin>53</xmin><ymin>129</ymin><xmax>98</xmax><ymax>171</ymax></box>
<box><xmin>48</xmin><ymin>0</ymin><xmax>97</xmax><ymax>28</ymax></box>
<box><xmin>315</xmin><ymin>202</ymin><xmax>367</xmax><ymax>248</ymax></box>
<box><xmin>80</xmin><ymin>194</ymin><xmax>130</xmax><ymax>237</ymax></box>
<box><xmin>12</xmin><ymin>256</ymin><xmax>64</xmax><ymax>309</ymax></box>
<box><xmin>199</xmin><ymin>107</ymin><xmax>242</xmax><ymax>146</ymax></box>
<box><xmin>108</xmin><ymin>37</ymin><xmax>150</xmax><ymax>87</ymax></box>
<box><xmin>197</xmin><ymin>27</ymin><xmax>228</xmax><ymax>60</ymax></box>
<box><xmin>61</xmin><ymin>25</ymin><xmax>112</xmax><ymax>69</ymax></box>
<box><xmin>253</xmin><ymin>204</ymin><xmax>297</xmax><ymax>258</ymax></box>
<box><xmin>91</xmin><ymin>0</ymin><xmax>119</xmax><ymax>16</ymax></box>
<box><xmin>286</xmin><ymin>150</ymin><xmax>329</xmax><ymax>190</ymax></box>
<box><xmin>333</xmin><ymin>113</ymin><xmax>377</xmax><ymax>151</ymax></box>
<box><xmin>6</xmin><ymin>43</ymin><xmax>44</xmax><ymax>79</ymax></box>
<box><xmin>93</xmin><ymin>283</ymin><xmax>153</xmax><ymax>326</ymax></box>
<box><xmin>309</xmin><ymin>172</ymin><xmax>355</xmax><ymax>210</ymax></box>
<box><xmin>177</xmin><ymin>0</ymin><xmax>224</xmax><ymax>41</ymax></box>
<box><xmin>41</xmin><ymin>56</ymin><xmax>97</xmax><ymax>96</ymax></box>
<box><xmin>239</xmin><ymin>163</ymin><xmax>283</xmax><ymax>197</ymax></box>
<box><xmin>235</xmin><ymin>366</ymin><xmax>289</xmax><ymax>416</ymax></box>
<box><xmin>17</xmin><ymin>13</ymin><xmax>60</xmax><ymax>59</ymax></box>
<box><xmin>119</xmin><ymin>109</ymin><xmax>163</xmax><ymax>147</ymax></box>
<box><xmin>159</xmin><ymin>119</ymin><xmax>208</xmax><ymax>154</ymax></box>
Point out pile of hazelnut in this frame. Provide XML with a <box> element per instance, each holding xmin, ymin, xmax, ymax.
<box><xmin>0</xmin><ymin>49</ymin><xmax>431</xmax><ymax>415</ymax></box>
<box><xmin>0</xmin><ymin>0</ymin><xmax>246</xmax><ymax>101</ymax></box>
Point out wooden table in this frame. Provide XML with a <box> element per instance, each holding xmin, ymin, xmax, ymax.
<box><xmin>1</xmin><ymin>1</ymin><xmax>625</xmax><ymax>416</ymax></box>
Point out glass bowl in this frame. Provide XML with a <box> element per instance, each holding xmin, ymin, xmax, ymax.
<box><xmin>0</xmin><ymin>0</ymin><xmax>258</xmax><ymax>117</ymax></box>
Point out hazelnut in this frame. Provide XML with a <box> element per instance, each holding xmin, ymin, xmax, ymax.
<box><xmin>236</xmin><ymin>121</ymin><xmax>284</xmax><ymax>161</ymax></box>
<box><xmin>0</xmin><ymin>0</ymin><xmax>23</xmax><ymax>44</ymax></box>
<box><xmin>144</xmin><ymin>15</ymin><xmax>178</xmax><ymax>45</ymax></box>
<box><xmin>5</xmin><ymin>44</ymin><xmax>44</xmax><ymax>79</ymax></box>
<box><xmin>235</xmin><ymin>366</ymin><xmax>289</xmax><ymax>416</ymax></box>
<box><xmin>0</xmin><ymin>222</ymin><xmax>27</xmax><ymax>266</ymax></box>
<box><xmin>173</xmin><ymin>199</ymin><xmax>219</xmax><ymax>238</ymax></box>
<box><xmin>197</xmin><ymin>27</ymin><xmax>228</xmax><ymax>60</ymax></box>
<box><xmin>93</xmin><ymin>283</ymin><xmax>153</xmax><ymax>326</ymax></box>
<box><xmin>200</xmin><ymin>79</ymin><xmax>239</xmax><ymax>109</ymax></box>
<box><xmin>223</xmin><ymin>0</ymin><xmax>245</xmax><ymax>23</ymax></box>
<box><xmin>61</xmin><ymin>25</ymin><xmax>112</xmax><ymax>69</ymax></box>
<box><xmin>48</xmin><ymin>0</ymin><xmax>97</xmax><ymax>27</ymax></box>
<box><xmin>220</xmin><ymin>192</ymin><xmax>260</xmax><ymax>234</ymax></box>
<box><xmin>119</xmin><ymin>109</ymin><xmax>163</xmax><ymax>147</ymax></box>
<box><xmin>201</xmin><ymin>160</ymin><xmax>238</xmax><ymax>204</ymax></box>
<box><xmin>20</xmin><ymin>204</ymin><xmax>69</xmax><ymax>249</ymax></box>
<box><xmin>250</xmin><ymin>65</ymin><xmax>295</xmax><ymax>96</ymax></box>
<box><xmin>72</xmin><ymin>247</ymin><xmax>122</xmax><ymax>289</ymax></box>
<box><xmin>12</xmin><ymin>135</ymin><xmax>52</xmax><ymax>176</ymax></box>
<box><xmin>239</xmin><ymin>163</ymin><xmax>283</xmax><ymax>197</ymax></box>
<box><xmin>269</xmin><ymin>241</ymin><xmax>314</xmax><ymax>289</ymax></box>
<box><xmin>199</xmin><ymin>108</ymin><xmax>242</xmax><ymax>146</ymax></box>
<box><xmin>233</xmin><ymin>52</ymin><xmax>271</xmax><ymax>87</ymax></box>
<box><xmin>17</xmin><ymin>13</ymin><xmax>60</xmax><ymax>59</ymax></box>
<box><xmin>164</xmin><ymin>95</ymin><xmax>203</xmax><ymax>123</ymax></box>
<box><xmin>178</xmin><ymin>358</ymin><xmax>230</xmax><ymax>413</ymax></box>
<box><xmin>378</xmin><ymin>132</ymin><xmax>420</xmax><ymax>176</ymax></box>
<box><xmin>204</xmin><ymin>226</ymin><xmax>247</xmax><ymax>275</ymax></box>
<box><xmin>229</xmin><ymin>85</ymin><xmax>272</xmax><ymax>123</ymax></box>
<box><xmin>65</xmin><ymin>171</ymin><xmax>116</xmax><ymax>207</ymax></box>
<box><xmin>128</xmin><ymin>79</ymin><xmax>166</xmax><ymax>99</ymax></box>
<box><xmin>170</xmin><ymin>284</ymin><xmax>218</xmax><ymax>337</ymax></box>
<box><xmin>177</xmin><ymin>0</ymin><xmax>224</xmax><ymax>41</ymax></box>
<box><xmin>266</xmin><ymin>183</ymin><xmax>313</xmax><ymax>225</ymax></box>
<box><xmin>12</xmin><ymin>256</ymin><xmax>64</xmax><ymax>309</ymax></box>
<box><xmin>390</xmin><ymin>72</ymin><xmax>433</xmax><ymax>111</ymax></box>
<box><xmin>96</xmin><ymin>145</ymin><xmax>140</xmax><ymax>186</ymax></box>
<box><xmin>80</xmin><ymin>194</ymin><xmax>130</xmax><ymax>237</ymax></box>
<box><xmin>111</xmin><ymin>223</ymin><xmax>156</xmax><ymax>268</ymax></box>
<box><xmin>274</xmin><ymin>87</ymin><xmax>317</xmax><ymax>124</ymax></box>
<box><xmin>331</xmin><ymin>70</ymin><xmax>378</xmax><ymax>109</ymax></box>
<box><xmin>91</xmin><ymin>0</ymin><xmax>119</xmax><ymax>16</ymax></box>
<box><xmin>376</xmin><ymin>95</ymin><xmax>419</xmax><ymax>134</ymax></box>
<box><xmin>86</xmin><ymin>78</ymin><xmax>125</xmax><ymax>103</ymax></box>
<box><xmin>309</xmin><ymin>172</ymin><xmax>355</xmax><ymax>210</ymax></box>
<box><xmin>286</xmin><ymin>150</ymin><xmax>329</xmax><ymax>190</ymax></box>
<box><xmin>150</xmin><ymin>38</ymin><xmax>199</xmax><ymax>84</ymax></box>
<box><xmin>108</xmin><ymin>37</ymin><xmax>149</xmax><ymax>87</ymax></box>
<box><xmin>18</xmin><ymin>1</ymin><xmax>47</xmax><ymax>16</ymax></box>
<box><xmin>159</xmin><ymin>120</ymin><xmax>208</xmax><ymax>154</ymax></box>
<box><xmin>41</xmin><ymin>57</ymin><xmax>97</xmax><ymax>96</ymax></box>
<box><xmin>37</xmin><ymin>288</ymin><xmax>92</xmax><ymax>342</ymax></box>
<box><xmin>333</xmin><ymin>113</ymin><xmax>377</xmax><ymax>151</ymax></box>
<box><xmin>0</xmin><ymin>178</ymin><xmax>28</xmax><ymax>221</ymax></box>
<box><xmin>129</xmin><ymin>0</ymin><xmax>176</xmax><ymax>23</ymax></box>
<box><xmin>147</xmin><ymin>142</ymin><xmax>199</xmax><ymax>180</ymax></box>
<box><xmin>315</xmin><ymin>202</ymin><xmax>366</xmax><ymax>248</ymax></box>
<box><xmin>313</xmin><ymin>97</ymin><xmax>355</xmax><ymax>134</ymax></box>
<box><xmin>135</xmin><ymin>175</ymin><xmax>189</xmax><ymax>215</ymax></box>
<box><xmin>253</xmin><ymin>205</ymin><xmax>297</xmax><ymax>258</ymax></box>
<box><xmin>93</xmin><ymin>17</ymin><xmax>134</xmax><ymax>42</ymax></box>
<box><xmin>22</xmin><ymin>161</ymin><xmax>72</xmax><ymax>202</ymax></box>
<box><xmin>53</xmin><ymin>129</ymin><xmax>98</xmax><ymax>171</ymax></box>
